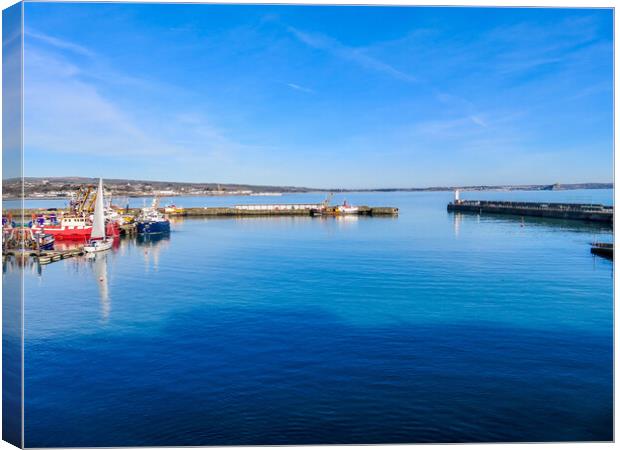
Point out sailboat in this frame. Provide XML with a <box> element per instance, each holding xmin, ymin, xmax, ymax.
<box><xmin>84</xmin><ymin>178</ymin><xmax>113</xmax><ymax>253</ymax></box>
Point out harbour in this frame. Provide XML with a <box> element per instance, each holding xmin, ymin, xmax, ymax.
<box><xmin>3</xmin><ymin>184</ymin><xmax>611</xmax><ymax>269</ymax></box>
<box><xmin>1</xmin><ymin>2</ymin><xmax>614</xmax><ymax>446</ymax></box>
<box><xmin>2</xmin><ymin>181</ymin><xmax>399</xmax><ymax>268</ymax></box>
<box><xmin>12</xmin><ymin>188</ymin><xmax>613</xmax><ymax>446</ymax></box>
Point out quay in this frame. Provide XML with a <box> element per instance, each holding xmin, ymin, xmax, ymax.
<box><xmin>448</xmin><ymin>199</ymin><xmax>613</xmax><ymax>224</ymax></box>
<box><xmin>149</xmin><ymin>205</ymin><xmax>398</xmax><ymax>217</ymax></box>
<box><xmin>12</xmin><ymin>205</ymin><xmax>399</xmax><ymax>218</ymax></box>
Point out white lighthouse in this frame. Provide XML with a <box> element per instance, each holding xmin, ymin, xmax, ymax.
<box><xmin>454</xmin><ymin>189</ymin><xmax>461</xmax><ymax>204</ymax></box>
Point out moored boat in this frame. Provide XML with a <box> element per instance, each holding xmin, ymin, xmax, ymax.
<box><xmin>84</xmin><ymin>179</ymin><xmax>113</xmax><ymax>253</ymax></box>
<box><xmin>31</xmin><ymin>215</ymin><xmax>92</xmax><ymax>241</ymax></box>
<box><xmin>336</xmin><ymin>200</ymin><xmax>359</xmax><ymax>215</ymax></box>
<box><xmin>33</xmin><ymin>231</ymin><xmax>55</xmax><ymax>250</ymax></box>
<box><xmin>591</xmin><ymin>242</ymin><xmax>613</xmax><ymax>260</ymax></box>
<box><xmin>164</xmin><ymin>204</ymin><xmax>185</xmax><ymax>215</ymax></box>
<box><xmin>84</xmin><ymin>239</ymin><xmax>113</xmax><ymax>253</ymax></box>
<box><xmin>4</xmin><ymin>227</ymin><xmax>55</xmax><ymax>251</ymax></box>
<box><xmin>137</xmin><ymin>199</ymin><xmax>170</xmax><ymax>235</ymax></box>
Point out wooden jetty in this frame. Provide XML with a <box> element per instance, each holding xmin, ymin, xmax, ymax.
<box><xmin>3</xmin><ymin>247</ymin><xmax>85</xmax><ymax>265</ymax></box>
<box><xmin>448</xmin><ymin>200</ymin><xmax>613</xmax><ymax>225</ymax></box>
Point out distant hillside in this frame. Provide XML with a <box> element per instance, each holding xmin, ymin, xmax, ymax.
<box><xmin>1</xmin><ymin>177</ymin><xmax>613</xmax><ymax>199</ymax></box>
<box><xmin>342</xmin><ymin>182</ymin><xmax>614</xmax><ymax>192</ymax></box>
<box><xmin>2</xmin><ymin>177</ymin><xmax>315</xmax><ymax>199</ymax></box>
<box><xmin>21</xmin><ymin>177</ymin><xmax>315</xmax><ymax>192</ymax></box>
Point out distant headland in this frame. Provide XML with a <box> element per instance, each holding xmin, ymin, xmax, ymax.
<box><xmin>1</xmin><ymin>177</ymin><xmax>613</xmax><ymax>200</ymax></box>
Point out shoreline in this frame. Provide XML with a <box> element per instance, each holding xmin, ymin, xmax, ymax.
<box><xmin>2</xmin><ymin>186</ymin><xmax>614</xmax><ymax>202</ymax></box>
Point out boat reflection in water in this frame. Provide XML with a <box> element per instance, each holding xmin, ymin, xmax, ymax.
<box><xmin>86</xmin><ymin>233</ymin><xmax>171</xmax><ymax>319</ymax></box>
<box><xmin>3</xmin><ymin>253</ymin><xmax>43</xmax><ymax>277</ymax></box>
<box><xmin>334</xmin><ymin>214</ymin><xmax>359</xmax><ymax>227</ymax></box>
<box><xmin>135</xmin><ymin>232</ymin><xmax>171</xmax><ymax>273</ymax></box>
<box><xmin>88</xmin><ymin>252</ymin><xmax>110</xmax><ymax>321</ymax></box>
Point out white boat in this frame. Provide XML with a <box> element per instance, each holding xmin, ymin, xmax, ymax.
<box><xmin>84</xmin><ymin>239</ymin><xmax>113</xmax><ymax>252</ymax></box>
<box><xmin>84</xmin><ymin>178</ymin><xmax>113</xmax><ymax>253</ymax></box>
<box><xmin>336</xmin><ymin>200</ymin><xmax>359</xmax><ymax>214</ymax></box>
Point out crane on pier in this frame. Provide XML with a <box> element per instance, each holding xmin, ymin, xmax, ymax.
<box><xmin>322</xmin><ymin>192</ymin><xmax>333</xmax><ymax>210</ymax></box>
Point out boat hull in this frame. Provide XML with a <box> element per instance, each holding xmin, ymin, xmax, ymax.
<box><xmin>84</xmin><ymin>239</ymin><xmax>113</xmax><ymax>253</ymax></box>
<box><xmin>106</xmin><ymin>221</ymin><xmax>120</xmax><ymax>237</ymax></box>
<box><xmin>32</xmin><ymin>221</ymin><xmax>119</xmax><ymax>241</ymax></box>
<box><xmin>137</xmin><ymin>220</ymin><xmax>170</xmax><ymax>235</ymax></box>
<box><xmin>31</xmin><ymin>226</ymin><xmax>92</xmax><ymax>241</ymax></box>
<box><xmin>591</xmin><ymin>243</ymin><xmax>613</xmax><ymax>260</ymax></box>
<box><xmin>38</xmin><ymin>234</ymin><xmax>55</xmax><ymax>250</ymax></box>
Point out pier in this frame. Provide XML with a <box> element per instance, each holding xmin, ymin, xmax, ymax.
<box><xmin>3</xmin><ymin>247</ymin><xmax>85</xmax><ymax>265</ymax></box>
<box><xmin>157</xmin><ymin>205</ymin><xmax>398</xmax><ymax>217</ymax></box>
<box><xmin>448</xmin><ymin>199</ymin><xmax>613</xmax><ymax>224</ymax></box>
<box><xmin>12</xmin><ymin>205</ymin><xmax>399</xmax><ymax>219</ymax></box>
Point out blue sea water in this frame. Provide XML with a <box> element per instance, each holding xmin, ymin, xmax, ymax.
<box><xmin>16</xmin><ymin>190</ymin><xmax>613</xmax><ymax>446</ymax></box>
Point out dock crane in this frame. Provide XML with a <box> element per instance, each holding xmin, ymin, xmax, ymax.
<box><xmin>71</xmin><ymin>185</ymin><xmax>98</xmax><ymax>214</ymax></box>
<box><xmin>321</xmin><ymin>192</ymin><xmax>333</xmax><ymax>210</ymax></box>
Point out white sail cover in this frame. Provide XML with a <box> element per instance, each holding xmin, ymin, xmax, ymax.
<box><xmin>91</xmin><ymin>178</ymin><xmax>106</xmax><ymax>239</ymax></box>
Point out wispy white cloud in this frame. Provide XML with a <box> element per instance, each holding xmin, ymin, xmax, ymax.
<box><xmin>26</xmin><ymin>29</ymin><xmax>95</xmax><ymax>57</ymax></box>
<box><xmin>484</xmin><ymin>16</ymin><xmax>606</xmax><ymax>76</ymax></box>
<box><xmin>287</xmin><ymin>83</ymin><xmax>314</xmax><ymax>94</ymax></box>
<box><xmin>24</xmin><ymin>33</ymin><xmax>250</xmax><ymax>167</ymax></box>
<box><xmin>25</xmin><ymin>28</ymin><xmax>180</xmax><ymax>92</ymax></box>
<box><xmin>469</xmin><ymin>115</ymin><xmax>487</xmax><ymax>128</ymax></box>
<box><xmin>287</xmin><ymin>26</ymin><xmax>416</xmax><ymax>83</ymax></box>
<box><xmin>568</xmin><ymin>81</ymin><xmax>612</xmax><ymax>101</ymax></box>
<box><xmin>413</xmin><ymin>115</ymin><xmax>489</xmax><ymax>138</ymax></box>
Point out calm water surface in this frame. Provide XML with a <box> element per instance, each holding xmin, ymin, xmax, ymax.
<box><xmin>17</xmin><ymin>190</ymin><xmax>613</xmax><ymax>446</ymax></box>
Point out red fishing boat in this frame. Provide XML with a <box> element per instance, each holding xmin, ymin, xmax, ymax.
<box><xmin>31</xmin><ymin>214</ymin><xmax>119</xmax><ymax>241</ymax></box>
<box><xmin>31</xmin><ymin>215</ymin><xmax>92</xmax><ymax>241</ymax></box>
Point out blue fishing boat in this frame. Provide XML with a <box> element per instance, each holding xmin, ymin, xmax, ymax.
<box><xmin>35</xmin><ymin>232</ymin><xmax>55</xmax><ymax>250</ymax></box>
<box><xmin>136</xmin><ymin>199</ymin><xmax>170</xmax><ymax>235</ymax></box>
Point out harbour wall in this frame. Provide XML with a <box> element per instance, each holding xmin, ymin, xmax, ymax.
<box><xmin>9</xmin><ymin>206</ymin><xmax>399</xmax><ymax>218</ymax></box>
<box><xmin>161</xmin><ymin>206</ymin><xmax>399</xmax><ymax>216</ymax></box>
<box><xmin>448</xmin><ymin>200</ymin><xmax>613</xmax><ymax>225</ymax></box>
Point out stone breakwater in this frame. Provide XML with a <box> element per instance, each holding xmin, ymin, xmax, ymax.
<box><xmin>448</xmin><ymin>200</ymin><xmax>612</xmax><ymax>225</ymax></box>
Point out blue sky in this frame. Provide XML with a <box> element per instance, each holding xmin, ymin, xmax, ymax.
<box><xmin>22</xmin><ymin>4</ymin><xmax>613</xmax><ymax>189</ymax></box>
